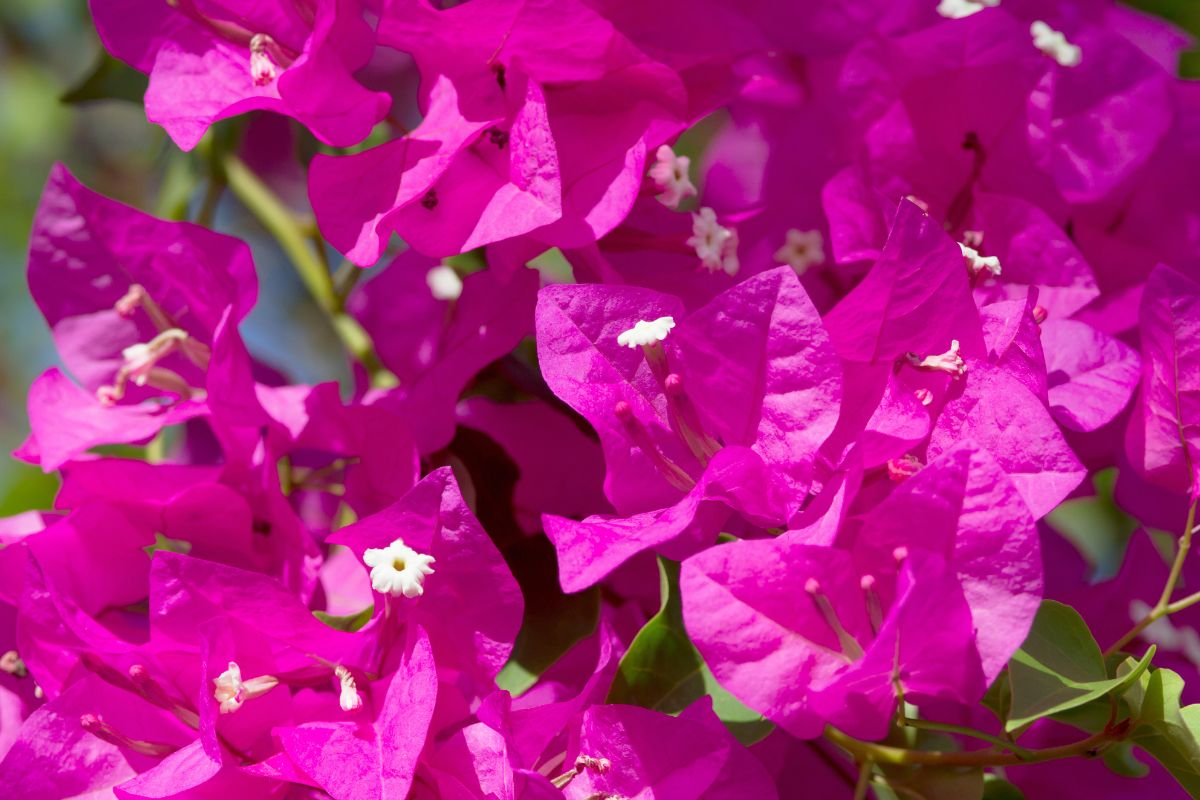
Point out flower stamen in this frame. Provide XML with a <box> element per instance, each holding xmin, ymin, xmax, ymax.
<box><xmin>806</xmin><ymin>577</ymin><xmax>865</xmax><ymax>660</ymax></box>
<box><xmin>96</xmin><ymin>328</ymin><xmax>210</xmax><ymax>406</ymax></box>
<box><xmin>80</xmin><ymin>713</ymin><xmax>178</xmax><ymax>756</ymax></box>
<box><xmin>614</xmin><ymin>401</ymin><xmax>695</xmax><ymax>492</ymax></box>
<box><xmin>861</xmin><ymin>575</ymin><xmax>884</xmax><ymax>636</ymax></box>
<box><xmin>663</xmin><ymin>373</ymin><xmax>722</xmax><ymax>464</ymax></box>
<box><xmin>129</xmin><ymin>664</ymin><xmax>200</xmax><ymax>728</ymax></box>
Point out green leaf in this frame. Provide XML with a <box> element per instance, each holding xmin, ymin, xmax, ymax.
<box><xmin>1047</xmin><ymin>655</ymin><xmax>1151</xmax><ymax>737</ymax></box>
<box><xmin>1103</xmin><ymin>741</ymin><xmax>1151</xmax><ymax>778</ymax></box>
<box><xmin>1046</xmin><ymin>469</ymin><xmax>1137</xmax><ymax>581</ymax></box>
<box><xmin>496</xmin><ymin>536</ymin><xmax>599</xmax><ymax>696</ymax></box>
<box><xmin>606</xmin><ymin>558</ymin><xmax>773</xmax><ymax>745</ymax></box>
<box><xmin>874</xmin><ymin>729</ymin><xmax>984</xmax><ymax>800</ymax></box>
<box><xmin>878</xmin><ymin>766</ymin><xmax>983</xmax><ymax>800</ymax></box>
<box><xmin>61</xmin><ymin>52</ymin><xmax>147</xmax><ymax>105</ymax></box>
<box><xmin>981</xmin><ymin>775</ymin><xmax>1025</xmax><ymax>800</ymax></box>
<box><xmin>982</xmin><ymin>669</ymin><xmax>1012</xmax><ymax>726</ymax></box>
<box><xmin>1126</xmin><ymin>669</ymin><xmax>1200</xmax><ymax>797</ymax></box>
<box><xmin>313</xmin><ymin>605</ymin><xmax>373</xmax><ymax>632</ymax></box>
<box><xmin>1046</xmin><ymin>696</ymin><xmax>1120</xmax><ymax>735</ymax></box>
<box><xmin>1005</xmin><ymin>601</ymin><xmax>1154</xmax><ymax>731</ymax></box>
<box><xmin>143</xmin><ymin>532</ymin><xmax>192</xmax><ymax>558</ymax></box>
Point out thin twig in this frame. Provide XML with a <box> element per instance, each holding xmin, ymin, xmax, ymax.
<box><xmin>1106</xmin><ymin>500</ymin><xmax>1199</xmax><ymax>656</ymax></box>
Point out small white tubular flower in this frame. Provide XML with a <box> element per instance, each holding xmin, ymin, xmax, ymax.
<box><xmin>213</xmin><ymin>661</ymin><xmax>278</xmax><ymax>714</ymax></box>
<box><xmin>907</xmin><ymin>340</ymin><xmax>966</xmax><ymax>378</ymax></box>
<box><xmin>687</xmin><ymin>207</ymin><xmax>739</xmax><ymax>276</ymax></box>
<box><xmin>1031</xmin><ymin>21</ymin><xmax>1081</xmax><ymax>67</ymax></box>
<box><xmin>616</xmin><ymin>316</ymin><xmax>676</xmax><ymax>349</ymax></box>
<box><xmin>426</xmin><ymin>264</ymin><xmax>464</xmax><ymax>301</ymax></box>
<box><xmin>249</xmin><ymin>34</ymin><xmax>279</xmax><ymax>86</ymax></box>
<box><xmin>363</xmin><ymin>539</ymin><xmax>436</xmax><ymax>599</ymax></box>
<box><xmin>334</xmin><ymin>665</ymin><xmax>363</xmax><ymax>712</ymax></box>
<box><xmin>0</xmin><ymin>650</ymin><xmax>27</xmax><ymax>678</ymax></box>
<box><xmin>936</xmin><ymin>0</ymin><xmax>999</xmax><ymax>19</ymax></box>
<box><xmin>959</xmin><ymin>242</ymin><xmax>1001</xmax><ymax>278</ymax></box>
<box><xmin>119</xmin><ymin>343</ymin><xmax>156</xmax><ymax>386</ymax></box>
<box><xmin>212</xmin><ymin>663</ymin><xmax>244</xmax><ymax>713</ymax></box>
<box><xmin>648</xmin><ymin>145</ymin><xmax>697</xmax><ymax>209</ymax></box>
<box><xmin>774</xmin><ymin>228</ymin><xmax>826</xmax><ymax>276</ymax></box>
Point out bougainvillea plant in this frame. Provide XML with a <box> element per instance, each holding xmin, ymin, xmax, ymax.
<box><xmin>2</xmin><ymin>0</ymin><xmax>1200</xmax><ymax>797</ymax></box>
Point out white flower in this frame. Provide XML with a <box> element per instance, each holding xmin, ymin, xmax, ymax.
<box><xmin>907</xmin><ymin>340</ymin><xmax>966</xmax><ymax>378</ymax></box>
<box><xmin>0</xmin><ymin>650</ymin><xmax>27</xmax><ymax>677</ymax></box>
<box><xmin>334</xmin><ymin>665</ymin><xmax>363</xmax><ymax>712</ymax></box>
<box><xmin>959</xmin><ymin>242</ymin><xmax>1001</xmax><ymax>278</ymax></box>
<box><xmin>426</xmin><ymin>264</ymin><xmax>463</xmax><ymax>301</ymax></box>
<box><xmin>213</xmin><ymin>661</ymin><xmax>278</xmax><ymax>714</ymax></box>
<box><xmin>363</xmin><ymin>538</ymin><xmax>436</xmax><ymax>599</ymax></box>
<box><xmin>616</xmin><ymin>317</ymin><xmax>676</xmax><ymax>349</ymax></box>
<box><xmin>250</xmin><ymin>34</ymin><xmax>279</xmax><ymax>86</ymax></box>
<box><xmin>1031</xmin><ymin>21</ymin><xmax>1081</xmax><ymax>68</ymax></box>
<box><xmin>936</xmin><ymin>0</ymin><xmax>999</xmax><ymax>20</ymax></box>
<box><xmin>648</xmin><ymin>145</ymin><xmax>697</xmax><ymax>209</ymax></box>
<box><xmin>687</xmin><ymin>207</ymin><xmax>739</xmax><ymax>276</ymax></box>
<box><xmin>773</xmin><ymin>229</ymin><xmax>826</xmax><ymax>275</ymax></box>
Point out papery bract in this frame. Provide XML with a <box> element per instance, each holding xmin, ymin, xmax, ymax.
<box><xmin>564</xmin><ymin>699</ymin><xmax>779</xmax><ymax>800</ymax></box>
<box><xmin>1127</xmin><ymin>265</ymin><xmax>1200</xmax><ymax>497</ymax></box>
<box><xmin>329</xmin><ymin>468</ymin><xmax>523</xmax><ymax>682</ymax></box>
<box><xmin>91</xmin><ymin>0</ymin><xmax>390</xmax><ymax>150</ymax></box>
<box><xmin>537</xmin><ymin>267</ymin><xmax>839</xmax><ymax>589</ymax></box>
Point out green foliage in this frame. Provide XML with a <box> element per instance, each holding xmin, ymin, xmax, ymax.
<box><xmin>1046</xmin><ymin>469</ymin><xmax>1138</xmax><ymax>581</ymax></box>
<box><xmin>986</xmin><ymin>602</ymin><xmax>1200</xmax><ymax>797</ymax></box>
<box><xmin>142</xmin><ymin>532</ymin><xmax>192</xmax><ymax>559</ymax></box>
<box><xmin>980</xmin><ymin>775</ymin><xmax>1025</xmax><ymax>800</ymax></box>
<box><xmin>313</xmin><ymin>605</ymin><xmax>374</xmax><ymax>633</ymax></box>
<box><xmin>496</xmin><ymin>535</ymin><xmax>599</xmax><ymax>696</ymax></box>
<box><xmin>1103</xmin><ymin>741</ymin><xmax>1151</xmax><ymax>778</ymax></box>
<box><xmin>1003</xmin><ymin>601</ymin><xmax>1154</xmax><ymax>731</ymax></box>
<box><xmin>60</xmin><ymin>51</ymin><xmax>147</xmax><ymax>105</ymax></box>
<box><xmin>1124</xmin><ymin>668</ymin><xmax>1200</xmax><ymax>796</ymax></box>
<box><xmin>896</xmin><ymin>768</ymin><xmax>984</xmax><ymax>800</ymax></box>
<box><xmin>873</xmin><ymin>730</ymin><xmax>987</xmax><ymax>800</ymax></box>
<box><xmin>1124</xmin><ymin>0</ymin><xmax>1200</xmax><ymax>76</ymax></box>
<box><xmin>606</xmin><ymin>558</ymin><xmax>773</xmax><ymax>745</ymax></box>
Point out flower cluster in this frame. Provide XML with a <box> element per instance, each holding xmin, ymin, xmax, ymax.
<box><xmin>1</xmin><ymin>0</ymin><xmax>1199</xmax><ymax>798</ymax></box>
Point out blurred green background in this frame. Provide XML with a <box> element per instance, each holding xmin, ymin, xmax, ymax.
<box><xmin>0</xmin><ymin>1</ymin><xmax>1196</xmax><ymax>517</ymax></box>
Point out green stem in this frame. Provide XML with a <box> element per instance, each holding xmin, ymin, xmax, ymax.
<box><xmin>223</xmin><ymin>154</ymin><xmax>336</xmax><ymax>311</ymax></box>
<box><xmin>154</xmin><ymin>148</ymin><xmax>198</xmax><ymax>221</ymax></box>
<box><xmin>332</xmin><ymin>258</ymin><xmax>364</xmax><ymax>311</ymax></box>
<box><xmin>1166</xmin><ymin>589</ymin><xmax>1200</xmax><ymax>615</ymax></box>
<box><xmin>853</xmin><ymin>759</ymin><xmax>873</xmax><ymax>800</ymax></box>
<box><xmin>1105</xmin><ymin>499</ymin><xmax>1199</xmax><ymax>657</ymax></box>
<box><xmin>223</xmin><ymin>154</ymin><xmax>395</xmax><ymax>387</ymax></box>
<box><xmin>195</xmin><ymin>173</ymin><xmax>226</xmax><ymax>229</ymax></box>
<box><xmin>900</xmin><ymin>719</ymin><xmax>1033</xmax><ymax>759</ymax></box>
<box><xmin>824</xmin><ymin>724</ymin><xmax>1120</xmax><ymax>768</ymax></box>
